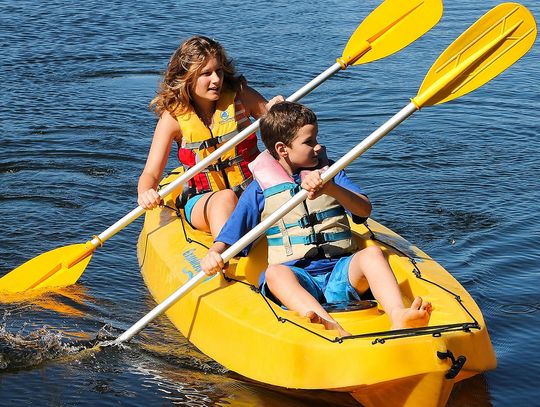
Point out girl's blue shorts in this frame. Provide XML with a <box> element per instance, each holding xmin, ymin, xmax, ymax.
<box><xmin>183</xmin><ymin>193</ymin><xmax>205</xmax><ymax>224</ymax></box>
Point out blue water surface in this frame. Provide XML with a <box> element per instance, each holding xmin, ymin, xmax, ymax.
<box><xmin>1</xmin><ymin>0</ymin><xmax>539</xmax><ymax>405</ymax></box>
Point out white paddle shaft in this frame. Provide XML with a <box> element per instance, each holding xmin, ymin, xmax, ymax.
<box><xmin>114</xmin><ymin>101</ymin><xmax>418</xmax><ymax>344</ymax></box>
<box><xmin>92</xmin><ymin>62</ymin><xmax>343</xmax><ymax>249</ymax></box>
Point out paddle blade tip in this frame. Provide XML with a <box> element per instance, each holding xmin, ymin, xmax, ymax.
<box><xmin>414</xmin><ymin>3</ymin><xmax>537</xmax><ymax>108</ymax></box>
<box><xmin>0</xmin><ymin>243</ymin><xmax>94</xmax><ymax>294</ymax></box>
<box><xmin>340</xmin><ymin>0</ymin><xmax>444</xmax><ymax>67</ymax></box>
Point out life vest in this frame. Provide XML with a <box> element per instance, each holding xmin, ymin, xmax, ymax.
<box><xmin>176</xmin><ymin>90</ymin><xmax>259</xmax><ymax>204</ymax></box>
<box><xmin>249</xmin><ymin>150</ymin><xmax>357</xmax><ymax>265</ymax></box>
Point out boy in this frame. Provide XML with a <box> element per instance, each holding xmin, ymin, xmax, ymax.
<box><xmin>201</xmin><ymin>102</ymin><xmax>431</xmax><ymax>336</ymax></box>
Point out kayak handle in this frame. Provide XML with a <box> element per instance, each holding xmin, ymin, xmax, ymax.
<box><xmin>437</xmin><ymin>350</ymin><xmax>466</xmax><ymax>379</ymax></box>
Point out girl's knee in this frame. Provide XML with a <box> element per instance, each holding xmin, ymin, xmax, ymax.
<box><xmin>207</xmin><ymin>189</ymin><xmax>238</xmax><ymax>220</ymax></box>
<box><xmin>215</xmin><ymin>189</ymin><xmax>238</xmax><ymax>207</ymax></box>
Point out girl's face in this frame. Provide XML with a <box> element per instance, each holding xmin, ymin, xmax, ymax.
<box><xmin>192</xmin><ymin>57</ymin><xmax>224</xmax><ymax>104</ymax></box>
<box><xmin>285</xmin><ymin>124</ymin><xmax>321</xmax><ymax>171</ymax></box>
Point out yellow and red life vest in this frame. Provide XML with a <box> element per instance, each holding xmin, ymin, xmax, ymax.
<box><xmin>176</xmin><ymin>90</ymin><xmax>259</xmax><ymax>203</ymax></box>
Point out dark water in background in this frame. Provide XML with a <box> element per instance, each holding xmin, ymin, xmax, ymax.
<box><xmin>1</xmin><ymin>0</ymin><xmax>539</xmax><ymax>405</ymax></box>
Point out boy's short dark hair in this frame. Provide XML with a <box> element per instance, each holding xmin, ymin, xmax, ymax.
<box><xmin>260</xmin><ymin>102</ymin><xmax>317</xmax><ymax>158</ymax></box>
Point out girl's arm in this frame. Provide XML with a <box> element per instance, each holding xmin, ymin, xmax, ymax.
<box><xmin>137</xmin><ymin>110</ymin><xmax>181</xmax><ymax>209</ymax></box>
<box><xmin>239</xmin><ymin>84</ymin><xmax>283</xmax><ymax>119</ymax></box>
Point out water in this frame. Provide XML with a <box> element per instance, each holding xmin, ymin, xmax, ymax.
<box><xmin>1</xmin><ymin>0</ymin><xmax>539</xmax><ymax>405</ymax></box>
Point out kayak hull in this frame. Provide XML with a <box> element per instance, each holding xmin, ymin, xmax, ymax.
<box><xmin>138</xmin><ymin>178</ymin><xmax>496</xmax><ymax>406</ymax></box>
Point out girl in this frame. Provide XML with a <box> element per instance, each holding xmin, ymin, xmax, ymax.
<box><xmin>138</xmin><ymin>36</ymin><xmax>281</xmax><ymax>237</ymax></box>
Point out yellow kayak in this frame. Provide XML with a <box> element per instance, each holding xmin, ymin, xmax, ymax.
<box><xmin>138</xmin><ymin>170</ymin><xmax>496</xmax><ymax>407</ymax></box>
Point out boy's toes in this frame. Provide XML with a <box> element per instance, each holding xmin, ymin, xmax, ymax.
<box><xmin>411</xmin><ymin>296</ymin><xmax>423</xmax><ymax>310</ymax></box>
<box><xmin>422</xmin><ymin>301</ymin><xmax>433</xmax><ymax>314</ymax></box>
<box><xmin>305</xmin><ymin>310</ymin><xmax>321</xmax><ymax>324</ymax></box>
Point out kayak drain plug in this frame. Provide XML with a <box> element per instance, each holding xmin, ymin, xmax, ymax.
<box><xmin>437</xmin><ymin>350</ymin><xmax>466</xmax><ymax>379</ymax></box>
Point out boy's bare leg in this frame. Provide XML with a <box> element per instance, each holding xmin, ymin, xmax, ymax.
<box><xmin>348</xmin><ymin>246</ymin><xmax>432</xmax><ymax>329</ymax></box>
<box><xmin>265</xmin><ymin>264</ymin><xmax>350</xmax><ymax>336</ymax></box>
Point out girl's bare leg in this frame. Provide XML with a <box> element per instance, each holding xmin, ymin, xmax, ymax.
<box><xmin>190</xmin><ymin>189</ymin><xmax>238</xmax><ymax>237</ymax></box>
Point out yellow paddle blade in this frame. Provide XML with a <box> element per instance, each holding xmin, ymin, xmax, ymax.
<box><xmin>413</xmin><ymin>3</ymin><xmax>537</xmax><ymax>108</ymax></box>
<box><xmin>338</xmin><ymin>0</ymin><xmax>443</xmax><ymax>67</ymax></box>
<box><xmin>0</xmin><ymin>243</ymin><xmax>95</xmax><ymax>294</ymax></box>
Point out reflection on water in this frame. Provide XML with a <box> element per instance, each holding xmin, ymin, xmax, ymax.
<box><xmin>0</xmin><ymin>311</ymin><xmax>495</xmax><ymax>406</ymax></box>
<box><xmin>0</xmin><ymin>283</ymin><xmax>497</xmax><ymax>405</ymax></box>
<box><xmin>1</xmin><ymin>285</ymin><xmax>94</xmax><ymax>317</ymax></box>
<box><xmin>447</xmin><ymin>375</ymin><xmax>493</xmax><ymax>407</ymax></box>
<box><xmin>1</xmin><ymin>0</ymin><xmax>539</xmax><ymax>405</ymax></box>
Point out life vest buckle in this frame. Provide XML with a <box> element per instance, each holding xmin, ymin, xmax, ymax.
<box><xmin>299</xmin><ymin>212</ymin><xmax>321</xmax><ymax>228</ymax></box>
<box><xmin>207</xmin><ymin>155</ymin><xmax>245</xmax><ymax>172</ymax></box>
<box><xmin>200</xmin><ymin>138</ymin><xmax>220</xmax><ymax>149</ymax></box>
<box><xmin>305</xmin><ymin>233</ymin><xmax>326</xmax><ymax>245</ymax></box>
<box><xmin>206</xmin><ymin>162</ymin><xmax>224</xmax><ymax>172</ymax></box>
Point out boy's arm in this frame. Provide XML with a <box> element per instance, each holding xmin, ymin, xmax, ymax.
<box><xmin>301</xmin><ymin>170</ymin><xmax>372</xmax><ymax>218</ymax></box>
<box><xmin>324</xmin><ymin>182</ymin><xmax>372</xmax><ymax>218</ymax></box>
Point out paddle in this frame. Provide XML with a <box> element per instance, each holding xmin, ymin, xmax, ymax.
<box><xmin>0</xmin><ymin>0</ymin><xmax>443</xmax><ymax>294</ymax></box>
<box><xmin>113</xmin><ymin>3</ymin><xmax>537</xmax><ymax>344</ymax></box>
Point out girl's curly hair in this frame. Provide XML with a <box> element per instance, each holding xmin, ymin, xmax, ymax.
<box><xmin>150</xmin><ymin>36</ymin><xmax>244</xmax><ymax>116</ymax></box>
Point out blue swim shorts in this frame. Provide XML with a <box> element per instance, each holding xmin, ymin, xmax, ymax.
<box><xmin>183</xmin><ymin>193</ymin><xmax>205</xmax><ymax>224</ymax></box>
<box><xmin>261</xmin><ymin>254</ymin><xmax>362</xmax><ymax>305</ymax></box>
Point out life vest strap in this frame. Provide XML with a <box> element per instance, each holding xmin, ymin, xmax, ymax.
<box><xmin>266</xmin><ymin>206</ymin><xmax>346</xmax><ymax>235</ymax></box>
<box><xmin>263</xmin><ymin>183</ymin><xmax>298</xmax><ymax>198</ymax></box>
<box><xmin>267</xmin><ymin>230</ymin><xmax>352</xmax><ymax>246</ymax></box>
<box><xmin>298</xmin><ymin>206</ymin><xmax>346</xmax><ymax>228</ymax></box>
<box><xmin>182</xmin><ymin>129</ymin><xmax>240</xmax><ymax>150</ymax></box>
<box><xmin>177</xmin><ymin>177</ymin><xmax>253</xmax><ymax>208</ymax></box>
<box><xmin>182</xmin><ymin>144</ymin><xmax>258</xmax><ymax>174</ymax></box>
<box><xmin>204</xmin><ymin>146</ymin><xmax>259</xmax><ymax>172</ymax></box>
<box><xmin>206</xmin><ymin>156</ymin><xmax>244</xmax><ymax>172</ymax></box>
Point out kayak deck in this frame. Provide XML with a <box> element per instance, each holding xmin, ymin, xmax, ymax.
<box><xmin>137</xmin><ymin>180</ymin><xmax>496</xmax><ymax>407</ymax></box>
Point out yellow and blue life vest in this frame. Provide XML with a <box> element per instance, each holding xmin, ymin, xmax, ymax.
<box><xmin>248</xmin><ymin>150</ymin><xmax>357</xmax><ymax>265</ymax></box>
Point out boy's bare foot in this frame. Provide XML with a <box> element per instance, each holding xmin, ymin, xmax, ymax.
<box><xmin>305</xmin><ymin>310</ymin><xmax>351</xmax><ymax>337</ymax></box>
<box><xmin>390</xmin><ymin>296</ymin><xmax>432</xmax><ymax>329</ymax></box>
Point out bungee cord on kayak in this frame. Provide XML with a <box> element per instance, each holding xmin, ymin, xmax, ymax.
<box><xmin>191</xmin><ymin>217</ymin><xmax>483</xmax><ymax>345</ymax></box>
<box><xmin>148</xmin><ymin>195</ymin><xmax>483</xmax><ymax>347</ymax></box>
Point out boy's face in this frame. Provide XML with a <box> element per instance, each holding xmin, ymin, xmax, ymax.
<box><xmin>285</xmin><ymin>124</ymin><xmax>321</xmax><ymax>170</ymax></box>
